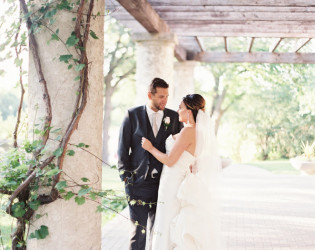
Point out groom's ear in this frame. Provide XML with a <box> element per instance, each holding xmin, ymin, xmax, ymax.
<box><xmin>148</xmin><ymin>91</ymin><xmax>152</xmax><ymax>100</ymax></box>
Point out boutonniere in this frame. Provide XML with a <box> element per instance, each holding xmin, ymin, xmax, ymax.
<box><xmin>163</xmin><ymin>116</ymin><xmax>171</xmax><ymax>130</ymax></box>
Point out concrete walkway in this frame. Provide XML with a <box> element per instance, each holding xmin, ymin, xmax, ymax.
<box><xmin>102</xmin><ymin>165</ymin><xmax>315</xmax><ymax>250</ymax></box>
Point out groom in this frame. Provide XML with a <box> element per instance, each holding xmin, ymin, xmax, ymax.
<box><xmin>118</xmin><ymin>77</ymin><xmax>182</xmax><ymax>250</ymax></box>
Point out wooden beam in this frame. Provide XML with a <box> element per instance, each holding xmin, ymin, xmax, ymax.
<box><xmin>295</xmin><ymin>38</ymin><xmax>312</xmax><ymax>53</ymax></box>
<box><xmin>165</xmin><ymin>21</ymin><xmax>315</xmax><ymax>38</ymax></box>
<box><xmin>156</xmin><ymin>12</ymin><xmax>315</xmax><ymax>21</ymax></box>
<box><xmin>195</xmin><ymin>36</ymin><xmax>204</xmax><ymax>52</ymax></box>
<box><xmin>224</xmin><ymin>37</ymin><xmax>228</xmax><ymax>52</ymax></box>
<box><xmin>194</xmin><ymin>52</ymin><xmax>315</xmax><ymax>64</ymax></box>
<box><xmin>272</xmin><ymin>38</ymin><xmax>283</xmax><ymax>52</ymax></box>
<box><xmin>150</xmin><ymin>6</ymin><xmax>315</xmax><ymax>13</ymax></box>
<box><xmin>248</xmin><ymin>37</ymin><xmax>255</xmax><ymax>53</ymax></box>
<box><xmin>116</xmin><ymin>0</ymin><xmax>170</xmax><ymax>33</ymax></box>
<box><xmin>175</xmin><ymin>45</ymin><xmax>187</xmax><ymax>61</ymax></box>
<box><xmin>147</xmin><ymin>0</ymin><xmax>315</xmax><ymax>6</ymax></box>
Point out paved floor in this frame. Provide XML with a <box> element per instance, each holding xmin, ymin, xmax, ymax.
<box><xmin>102</xmin><ymin>164</ymin><xmax>315</xmax><ymax>250</ymax></box>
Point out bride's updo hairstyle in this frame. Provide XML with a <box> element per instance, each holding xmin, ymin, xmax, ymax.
<box><xmin>182</xmin><ymin>94</ymin><xmax>206</xmax><ymax>122</ymax></box>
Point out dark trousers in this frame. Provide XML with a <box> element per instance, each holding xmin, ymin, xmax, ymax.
<box><xmin>125</xmin><ymin>180</ymin><xmax>159</xmax><ymax>250</ymax></box>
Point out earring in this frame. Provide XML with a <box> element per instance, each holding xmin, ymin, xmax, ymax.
<box><xmin>187</xmin><ymin>112</ymin><xmax>190</xmax><ymax>125</ymax></box>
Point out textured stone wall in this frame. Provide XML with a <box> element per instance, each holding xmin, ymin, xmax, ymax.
<box><xmin>27</xmin><ymin>1</ymin><xmax>104</xmax><ymax>249</ymax></box>
<box><xmin>173</xmin><ymin>61</ymin><xmax>196</xmax><ymax>107</ymax></box>
<box><xmin>133</xmin><ymin>33</ymin><xmax>177</xmax><ymax>108</ymax></box>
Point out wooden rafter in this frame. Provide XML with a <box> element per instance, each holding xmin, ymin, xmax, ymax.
<box><xmin>224</xmin><ymin>37</ymin><xmax>228</xmax><ymax>52</ymax></box>
<box><xmin>295</xmin><ymin>38</ymin><xmax>312</xmax><ymax>53</ymax></box>
<box><xmin>116</xmin><ymin>0</ymin><xmax>169</xmax><ymax>33</ymax></box>
<box><xmin>272</xmin><ymin>38</ymin><xmax>283</xmax><ymax>52</ymax></box>
<box><xmin>195</xmin><ymin>36</ymin><xmax>204</xmax><ymax>52</ymax></box>
<box><xmin>115</xmin><ymin>0</ymin><xmax>187</xmax><ymax>61</ymax></box>
<box><xmin>195</xmin><ymin>52</ymin><xmax>315</xmax><ymax>64</ymax></box>
<box><xmin>147</xmin><ymin>0</ymin><xmax>315</xmax><ymax>6</ymax></box>
<box><xmin>248</xmin><ymin>37</ymin><xmax>255</xmax><ymax>53</ymax></box>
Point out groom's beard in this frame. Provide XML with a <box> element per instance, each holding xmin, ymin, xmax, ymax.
<box><xmin>151</xmin><ymin>101</ymin><xmax>166</xmax><ymax>111</ymax></box>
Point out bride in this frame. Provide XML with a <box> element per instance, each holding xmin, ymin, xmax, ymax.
<box><xmin>142</xmin><ymin>94</ymin><xmax>222</xmax><ymax>250</ymax></box>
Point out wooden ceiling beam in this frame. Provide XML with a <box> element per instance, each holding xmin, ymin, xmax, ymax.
<box><xmin>295</xmin><ymin>38</ymin><xmax>312</xmax><ymax>53</ymax></box>
<box><xmin>195</xmin><ymin>36</ymin><xmax>204</xmax><ymax>52</ymax></box>
<box><xmin>156</xmin><ymin>12</ymin><xmax>315</xmax><ymax>21</ymax></box>
<box><xmin>271</xmin><ymin>38</ymin><xmax>283</xmax><ymax>52</ymax></box>
<box><xmin>149</xmin><ymin>6</ymin><xmax>315</xmax><ymax>12</ymax></box>
<box><xmin>174</xmin><ymin>45</ymin><xmax>187</xmax><ymax>61</ymax></box>
<box><xmin>248</xmin><ymin>37</ymin><xmax>255</xmax><ymax>53</ymax></box>
<box><xmin>194</xmin><ymin>52</ymin><xmax>315</xmax><ymax>64</ymax></box>
<box><xmin>147</xmin><ymin>0</ymin><xmax>315</xmax><ymax>6</ymax></box>
<box><xmin>224</xmin><ymin>37</ymin><xmax>228</xmax><ymax>52</ymax></box>
<box><xmin>115</xmin><ymin>0</ymin><xmax>190</xmax><ymax>61</ymax></box>
<box><xmin>164</xmin><ymin>21</ymin><xmax>315</xmax><ymax>38</ymax></box>
<box><xmin>116</xmin><ymin>0</ymin><xmax>170</xmax><ymax>33</ymax></box>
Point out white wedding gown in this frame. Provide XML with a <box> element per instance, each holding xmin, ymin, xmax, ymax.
<box><xmin>151</xmin><ymin>134</ymin><xmax>222</xmax><ymax>250</ymax></box>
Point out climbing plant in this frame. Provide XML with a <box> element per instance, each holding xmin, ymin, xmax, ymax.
<box><xmin>0</xmin><ymin>1</ymin><xmax>132</xmax><ymax>249</ymax></box>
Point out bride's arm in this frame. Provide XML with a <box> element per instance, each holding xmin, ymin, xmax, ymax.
<box><xmin>142</xmin><ymin>128</ymin><xmax>193</xmax><ymax>167</ymax></box>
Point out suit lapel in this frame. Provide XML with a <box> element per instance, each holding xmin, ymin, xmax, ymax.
<box><xmin>155</xmin><ymin>110</ymin><xmax>167</xmax><ymax>142</ymax></box>
<box><xmin>142</xmin><ymin>106</ymin><xmax>149</xmax><ymax>138</ymax></box>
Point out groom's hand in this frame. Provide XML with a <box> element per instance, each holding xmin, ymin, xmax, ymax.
<box><xmin>141</xmin><ymin>137</ymin><xmax>153</xmax><ymax>151</ymax></box>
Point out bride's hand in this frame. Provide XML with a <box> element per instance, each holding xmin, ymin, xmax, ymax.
<box><xmin>141</xmin><ymin>137</ymin><xmax>153</xmax><ymax>151</ymax></box>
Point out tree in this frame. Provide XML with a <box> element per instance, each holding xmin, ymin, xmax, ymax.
<box><xmin>102</xmin><ymin>18</ymin><xmax>135</xmax><ymax>163</ymax></box>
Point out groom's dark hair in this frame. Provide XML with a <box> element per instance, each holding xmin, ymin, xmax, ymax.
<box><xmin>149</xmin><ymin>78</ymin><xmax>169</xmax><ymax>94</ymax></box>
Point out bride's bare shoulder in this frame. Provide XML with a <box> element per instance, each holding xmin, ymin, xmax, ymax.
<box><xmin>178</xmin><ymin>127</ymin><xmax>195</xmax><ymax>138</ymax></box>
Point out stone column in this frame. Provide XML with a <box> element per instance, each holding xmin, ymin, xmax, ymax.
<box><xmin>133</xmin><ymin>33</ymin><xmax>177</xmax><ymax>108</ymax></box>
<box><xmin>173</xmin><ymin>60</ymin><xmax>197</xmax><ymax>106</ymax></box>
<box><xmin>27</xmin><ymin>1</ymin><xmax>104</xmax><ymax>249</ymax></box>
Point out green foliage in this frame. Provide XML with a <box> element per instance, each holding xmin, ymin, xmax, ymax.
<box><xmin>29</xmin><ymin>225</ymin><xmax>49</xmax><ymax>240</ymax></box>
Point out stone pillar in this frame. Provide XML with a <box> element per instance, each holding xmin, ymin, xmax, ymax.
<box><xmin>27</xmin><ymin>1</ymin><xmax>104</xmax><ymax>249</ymax></box>
<box><xmin>133</xmin><ymin>33</ymin><xmax>177</xmax><ymax>108</ymax></box>
<box><xmin>173</xmin><ymin>60</ymin><xmax>197</xmax><ymax>107</ymax></box>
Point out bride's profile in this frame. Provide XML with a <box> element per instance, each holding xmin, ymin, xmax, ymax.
<box><xmin>142</xmin><ymin>94</ymin><xmax>222</xmax><ymax>250</ymax></box>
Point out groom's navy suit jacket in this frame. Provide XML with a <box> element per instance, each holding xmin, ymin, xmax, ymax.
<box><xmin>118</xmin><ymin>105</ymin><xmax>182</xmax><ymax>187</ymax></box>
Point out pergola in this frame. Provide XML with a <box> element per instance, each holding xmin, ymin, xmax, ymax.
<box><xmin>106</xmin><ymin>0</ymin><xmax>315</xmax><ymax>64</ymax></box>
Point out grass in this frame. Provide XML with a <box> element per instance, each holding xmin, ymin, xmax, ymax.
<box><xmin>245</xmin><ymin>160</ymin><xmax>300</xmax><ymax>175</ymax></box>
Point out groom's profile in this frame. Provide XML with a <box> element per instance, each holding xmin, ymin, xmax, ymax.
<box><xmin>118</xmin><ymin>77</ymin><xmax>183</xmax><ymax>250</ymax></box>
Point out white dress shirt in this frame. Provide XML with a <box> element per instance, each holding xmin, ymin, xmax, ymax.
<box><xmin>146</xmin><ymin>104</ymin><xmax>164</xmax><ymax>133</ymax></box>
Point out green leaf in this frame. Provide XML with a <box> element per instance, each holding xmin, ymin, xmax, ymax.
<box><xmin>90</xmin><ymin>192</ymin><xmax>96</xmax><ymax>200</ymax></box>
<box><xmin>74</xmin><ymin>76</ymin><xmax>80</xmax><ymax>81</ymax></box>
<box><xmin>12</xmin><ymin>202</ymin><xmax>26</xmax><ymax>218</ymax></box>
<box><xmin>129</xmin><ymin>200</ymin><xmax>136</xmax><ymax>206</ymax></box>
<box><xmin>29</xmin><ymin>225</ymin><xmax>49</xmax><ymax>240</ymax></box>
<box><xmin>45</xmin><ymin>168</ymin><xmax>62</xmax><ymax>177</ymax></box>
<box><xmin>59</xmin><ymin>54</ymin><xmax>73</xmax><ymax>63</ymax></box>
<box><xmin>14</xmin><ymin>57</ymin><xmax>23</xmax><ymax>67</ymax></box>
<box><xmin>50</xmin><ymin>33</ymin><xmax>59</xmax><ymax>41</ymax></box>
<box><xmin>76</xmin><ymin>142</ymin><xmax>86</xmax><ymax>148</ymax></box>
<box><xmin>68</xmin><ymin>64</ymin><xmax>73</xmax><ymax>70</ymax></box>
<box><xmin>55</xmin><ymin>181</ymin><xmax>67</xmax><ymax>191</ymax></box>
<box><xmin>66</xmin><ymin>35</ymin><xmax>79</xmax><ymax>47</ymax></box>
<box><xmin>66</xmin><ymin>150</ymin><xmax>75</xmax><ymax>156</ymax></box>
<box><xmin>78</xmin><ymin>187</ymin><xmax>91</xmax><ymax>197</ymax></box>
<box><xmin>96</xmin><ymin>205</ymin><xmax>104</xmax><ymax>213</ymax></box>
<box><xmin>51</xmin><ymin>128</ymin><xmax>61</xmax><ymax>133</ymax></box>
<box><xmin>75</xmin><ymin>63</ymin><xmax>85</xmax><ymax>72</ymax></box>
<box><xmin>81</xmin><ymin>177</ymin><xmax>89</xmax><ymax>182</ymax></box>
<box><xmin>90</xmin><ymin>30</ymin><xmax>99</xmax><ymax>39</ymax></box>
<box><xmin>44</xmin><ymin>9</ymin><xmax>57</xmax><ymax>19</ymax></box>
<box><xmin>53</xmin><ymin>147</ymin><xmax>63</xmax><ymax>157</ymax></box>
<box><xmin>29</xmin><ymin>200</ymin><xmax>41</xmax><ymax>211</ymax></box>
<box><xmin>64</xmin><ymin>191</ymin><xmax>75</xmax><ymax>200</ymax></box>
<box><xmin>75</xmin><ymin>196</ymin><xmax>86</xmax><ymax>205</ymax></box>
